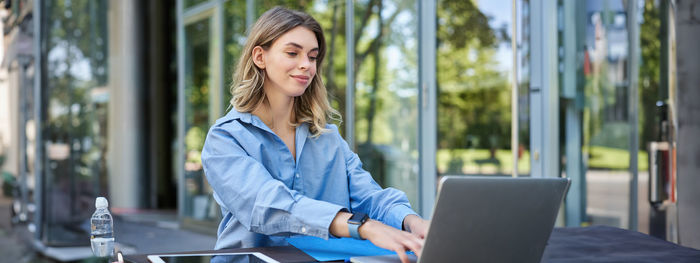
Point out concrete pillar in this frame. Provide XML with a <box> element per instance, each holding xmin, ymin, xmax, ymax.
<box><xmin>1</xmin><ymin>65</ymin><xmax>19</xmax><ymax>177</ymax></box>
<box><xmin>675</xmin><ymin>0</ymin><xmax>700</xmax><ymax>250</ymax></box>
<box><xmin>107</xmin><ymin>0</ymin><xmax>146</xmax><ymax>209</ymax></box>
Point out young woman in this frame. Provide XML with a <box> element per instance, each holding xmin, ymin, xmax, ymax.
<box><xmin>201</xmin><ymin>7</ymin><xmax>428</xmax><ymax>262</ymax></box>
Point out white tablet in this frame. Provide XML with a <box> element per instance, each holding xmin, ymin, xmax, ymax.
<box><xmin>146</xmin><ymin>252</ymin><xmax>280</xmax><ymax>263</ymax></box>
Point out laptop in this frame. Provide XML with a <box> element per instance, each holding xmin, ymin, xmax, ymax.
<box><xmin>351</xmin><ymin>176</ymin><xmax>571</xmax><ymax>263</ymax></box>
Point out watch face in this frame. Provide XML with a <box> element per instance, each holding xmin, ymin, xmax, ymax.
<box><xmin>349</xmin><ymin>212</ymin><xmax>368</xmax><ymax>224</ymax></box>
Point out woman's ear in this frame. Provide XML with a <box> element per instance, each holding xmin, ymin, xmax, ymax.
<box><xmin>252</xmin><ymin>46</ymin><xmax>265</xmax><ymax>69</ymax></box>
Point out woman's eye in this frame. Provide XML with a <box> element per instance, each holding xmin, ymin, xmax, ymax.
<box><xmin>309</xmin><ymin>56</ymin><xmax>317</xmax><ymax>61</ymax></box>
<box><xmin>286</xmin><ymin>52</ymin><xmax>297</xmax><ymax>56</ymax></box>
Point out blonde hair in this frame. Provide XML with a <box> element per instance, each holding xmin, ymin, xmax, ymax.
<box><xmin>230</xmin><ymin>6</ymin><xmax>340</xmax><ymax>137</ymax></box>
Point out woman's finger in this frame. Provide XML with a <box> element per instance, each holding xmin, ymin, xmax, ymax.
<box><xmin>402</xmin><ymin>234</ymin><xmax>424</xmax><ymax>257</ymax></box>
<box><xmin>394</xmin><ymin>246</ymin><xmax>409</xmax><ymax>263</ymax></box>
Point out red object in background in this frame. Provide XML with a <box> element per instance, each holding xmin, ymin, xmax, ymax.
<box><xmin>671</xmin><ymin>147</ymin><xmax>676</xmax><ymax>203</ymax></box>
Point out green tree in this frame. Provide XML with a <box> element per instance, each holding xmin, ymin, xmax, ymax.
<box><xmin>639</xmin><ymin>0</ymin><xmax>661</xmax><ymax>146</ymax></box>
<box><xmin>436</xmin><ymin>0</ymin><xmax>510</xmax><ymax>164</ymax></box>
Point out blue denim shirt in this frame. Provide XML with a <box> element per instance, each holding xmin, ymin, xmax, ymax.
<box><xmin>201</xmin><ymin>110</ymin><xmax>417</xmax><ymax>249</ymax></box>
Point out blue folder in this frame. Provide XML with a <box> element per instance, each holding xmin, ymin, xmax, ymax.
<box><xmin>286</xmin><ymin>236</ymin><xmax>398</xmax><ymax>261</ymax></box>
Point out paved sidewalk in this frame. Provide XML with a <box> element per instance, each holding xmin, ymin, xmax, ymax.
<box><xmin>0</xmin><ymin>196</ymin><xmax>52</xmax><ymax>263</ymax></box>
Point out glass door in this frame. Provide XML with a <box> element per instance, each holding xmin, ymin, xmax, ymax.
<box><xmin>179</xmin><ymin>2</ymin><xmax>223</xmax><ymax>233</ymax></box>
<box><xmin>39</xmin><ymin>0</ymin><xmax>110</xmax><ymax>246</ymax></box>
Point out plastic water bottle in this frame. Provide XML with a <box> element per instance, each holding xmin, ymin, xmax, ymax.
<box><xmin>90</xmin><ymin>197</ymin><xmax>115</xmax><ymax>258</ymax></box>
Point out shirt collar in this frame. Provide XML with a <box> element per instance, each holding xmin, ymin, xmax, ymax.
<box><xmin>224</xmin><ymin>109</ymin><xmax>254</xmax><ymax>124</ymax></box>
<box><xmin>223</xmin><ymin>109</ymin><xmax>310</xmax><ymax>141</ymax></box>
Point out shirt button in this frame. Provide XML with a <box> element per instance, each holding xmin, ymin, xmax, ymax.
<box><xmin>295</xmin><ymin>173</ymin><xmax>300</xmax><ymax>178</ymax></box>
<box><xmin>301</xmin><ymin>226</ymin><xmax>307</xmax><ymax>233</ymax></box>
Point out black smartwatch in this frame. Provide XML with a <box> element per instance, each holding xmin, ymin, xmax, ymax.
<box><xmin>347</xmin><ymin>212</ymin><xmax>369</xmax><ymax>240</ymax></box>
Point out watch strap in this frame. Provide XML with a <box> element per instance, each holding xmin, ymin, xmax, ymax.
<box><xmin>348</xmin><ymin>221</ymin><xmax>362</xmax><ymax>239</ymax></box>
<box><xmin>348</xmin><ymin>212</ymin><xmax>368</xmax><ymax>240</ymax></box>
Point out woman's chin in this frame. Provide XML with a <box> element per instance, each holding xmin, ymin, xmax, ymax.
<box><xmin>287</xmin><ymin>87</ymin><xmax>308</xmax><ymax>97</ymax></box>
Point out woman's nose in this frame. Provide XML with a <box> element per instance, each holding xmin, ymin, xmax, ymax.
<box><xmin>299</xmin><ymin>57</ymin><xmax>312</xmax><ymax>70</ymax></box>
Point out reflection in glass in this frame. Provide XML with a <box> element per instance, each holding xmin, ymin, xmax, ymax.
<box><xmin>184</xmin><ymin>18</ymin><xmax>219</xmax><ymax>223</ymax></box>
<box><xmin>42</xmin><ymin>0</ymin><xmax>109</xmax><ymax>246</ymax></box>
<box><xmin>559</xmin><ymin>0</ymin><xmax>653</xmax><ymax>230</ymax></box>
<box><xmin>581</xmin><ymin>1</ymin><xmax>634</xmax><ymax>229</ymax></box>
<box><xmin>436</xmin><ymin>0</ymin><xmax>523</xmax><ymax>177</ymax></box>
<box><xmin>352</xmin><ymin>0</ymin><xmax>419</xmax><ymax>210</ymax></box>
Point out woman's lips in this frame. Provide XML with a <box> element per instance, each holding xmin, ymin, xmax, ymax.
<box><xmin>292</xmin><ymin>75</ymin><xmax>310</xmax><ymax>84</ymax></box>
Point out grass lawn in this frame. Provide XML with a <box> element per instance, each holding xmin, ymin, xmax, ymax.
<box><xmin>436</xmin><ymin>149</ymin><xmax>530</xmax><ymax>175</ymax></box>
<box><xmin>436</xmin><ymin>146</ymin><xmax>647</xmax><ymax>175</ymax></box>
<box><xmin>587</xmin><ymin>145</ymin><xmax>648</xmax><ymax>171</ymax></box>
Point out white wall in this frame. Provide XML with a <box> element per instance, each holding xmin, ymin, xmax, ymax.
<box><xmin>106</xmin><ymin>0</ymin><xmax>146</xmax><ymax>209</ymax></box>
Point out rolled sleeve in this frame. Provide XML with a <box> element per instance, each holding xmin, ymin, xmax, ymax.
<box><xmin>385</xmin><ymin>204</ymin><xmax>419</xmax><ymax>230</ymax></box>
<box><xmin>287</xmin><ymin>198</ymin><xmax>346</xmax><ymax>238</ymax></box>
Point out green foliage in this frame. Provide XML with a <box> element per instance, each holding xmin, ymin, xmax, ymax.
<box><xmin>638</xmin><ymin>0</ymin><xmax>662</xmax><ymax>146</ymax></box>
<box><xmin>436</xmin><ymin>0</ymin><xmax>511</xmax><ymax>153</ymax></box>
<box><xmin>185</xmin><ymin>126</ymin><xmax>206</xmax><ymax>152</ymax></box>
<box><xmin>437</xmin><ymin>0</ymin><xmax>496</xmax><ymax>49</ymax></box>
<box><xmin>2</xmin><ymin>171</ymin><xmax>16</xmax><ymax>198</ymax></box>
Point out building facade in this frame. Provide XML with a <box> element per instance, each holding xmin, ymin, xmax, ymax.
<box><xmin>0</xmin><ymin>0</ymin><xmax>698</xmax><ymax>253</ymax></box>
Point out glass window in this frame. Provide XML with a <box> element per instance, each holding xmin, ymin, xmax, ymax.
<box><xmin>436</xmin><ymin>0</ymin><xmax>523</xmax><ymax>177</ymax></box>
<box><xmin>41</xmin><ymin>0</ymin><xmax>109</xmax><ymax>246</ymax></box>
<box><xmin>352</xmin><ymin>0</ymin><xmax>420</xmax><ymax>210</ymax></box>
<box><xmin>183</xmin><ymin>17</ymin><xmax>220</xmax><ymax>225</ymax></box>
<box><xmin>558</xmin><ymin>0</ymin><xmax>656</xmax><ymax>230</ymax></box>
<box><xmin>578</xmin><ymin>1</ymin><xmax>635</xmax><ymax>229</ymax></box>
<box><xmin>579</xmin><ymin>1</ymin><xmax>634</xmax><ymax>229</ymax></box>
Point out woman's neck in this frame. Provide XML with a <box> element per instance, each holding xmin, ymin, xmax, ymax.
<box><xmin>254</xmin><ymin>86</ymin><xmax>295</xmax><ymax>132</ymax></box>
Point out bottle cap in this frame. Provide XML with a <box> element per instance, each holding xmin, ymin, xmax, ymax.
<box><xmin>95</xmin><ymin>197</ymin><xmax>108</xmax><ymax>209</ymax></box>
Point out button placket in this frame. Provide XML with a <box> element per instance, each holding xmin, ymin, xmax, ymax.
<box><xmin>293</xmin><ymin>171</ymin><xmax>303</xmax><ymax>193</ymax></box>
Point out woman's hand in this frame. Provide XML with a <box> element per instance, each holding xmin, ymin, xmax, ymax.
<box><xmin>402</xmin><ymin>214</ymin><xmax>429</xmax><ymax>239</ymax></box>
<box><xmin>359</xmin><ymin>220</ymin><xmax>424</xmax><ymax>263</ymax></box>
<box><xmin>329</xmin><ymin>212</ymin><xmax>424</xmax><ymax>263</ymax></box>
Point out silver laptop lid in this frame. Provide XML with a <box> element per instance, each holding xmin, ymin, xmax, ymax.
<box><xmin>419</xmin><ymin>176</ymin><xmax>570</xmax><ymax>263</ymax></box>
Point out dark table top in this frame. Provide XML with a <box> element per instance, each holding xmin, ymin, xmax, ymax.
<box><xmin>542</xmin><ymin>225</ymin><xmax>700</xmax><ymax>262</ymax></box>
<box><xmin>125</xmin><ymin>225</ymin><xmax>700</xmax><ymax>263</ymax></box>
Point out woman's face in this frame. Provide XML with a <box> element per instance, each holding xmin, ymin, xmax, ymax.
<box><xmin>257</xmin><ymin>26</ymin><xmax>319</xmax><ymax>98</ymax></box>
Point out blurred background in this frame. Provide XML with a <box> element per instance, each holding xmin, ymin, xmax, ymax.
<box><xmin>0</xmin><ymin>0</ymin><xmax>699</xmax><ymax>262</ymax></box>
